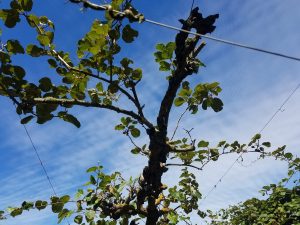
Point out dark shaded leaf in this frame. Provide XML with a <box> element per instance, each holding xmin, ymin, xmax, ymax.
<box><xmin>130</xmin><ymin>128</ymin><xmax>140</xmax><ymax>138</ymax></box>
<box><xmin>21</xmin><ymin>115</ymin><xmax>34</xmax><ymax>124</ymax></box>
<box><xmin>35</xmin><ymin>200</ymin><xmax>48</xmax><ymax>210</ymax></box>
<box><xmin>198</xmin><ymin>140</ymin><xmax>209</xmax><ymax>148</ymax></box>
<box><xmin>131</xmin><ymin>147</ymin><xmax>141</xmax><ymax>154</ymax></box>
<box><xmin>174</xmin><ymin>97</ymin><xmax>185</xmax><ymax>107</ymax></box>
<box><xmin>122</xmin><ymin>25</ymin><xmax>138</xmax><ymax>43</ymax></box>
<box><xmin>26</xmin><ymin>44</ymin><xmax>46</xmax><ymax>57</ymax></box>
<box><xmin>74</xmin><ymin>215</ymin><xmax>83</xmax><ymax>224</ymax></box>
<box><xmin>211</xmin><ymin>97</ymin><xmax>223</xmax><ymax>112</ymax></box>
<box><xmin>39</xmin><ymin>77</ymin><xmax>52</xmax><ymax>92</ymax></box>
<box><xmin>6</xmin><ymin>40</ymin><xmax>24</xmax><ymax>54</ymax></box>
<box><xmin>10</xmin><ymin>208</ymin><xmax>22</xmax><ymax>217</ymax></box>
<box><xmin>61</xmin><ymin>113</ymin><xmax>81</xmax><ymax>128</ymax></box>
<box><xmin>0</xmin><ymin>9</ymin><xmax>20</xmax><ymax>28</ymax></box>
<box><xmin>20</xmin><ymin>0</ymin><xmax>33</xmax><ymax>11</ymax></box>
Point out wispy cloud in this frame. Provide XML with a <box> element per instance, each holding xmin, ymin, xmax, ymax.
<box><xmin>1</xmin><ymin>1</ymin><xmax>300</xmax><ymax>225</ymax></box>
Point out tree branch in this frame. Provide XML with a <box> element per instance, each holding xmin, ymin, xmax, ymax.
<box><xmin>157</xmin><ymin>8</ymin><xmax>209</xmax><ymax>135</ymax></box>
<box><xmin>165</xmin><ymin>163</ymin><xmax>202</xmax><ymax>170</ymax></box>
<box><xmin>51</xmin><ymin>49</ymin><xmax>138</xmax><ymax>105</ymax></box>
<box><xmin>131</xmin><ymin>85</ymin><xmax>145</xmax><ymax>118</ymax></box>
<box><xmin>69</xmin><ymin>0</ymin><xmax>108</xmax><ymax>11</ymax></box>
<box><xmin>25</xmin><ymin>97</ymin><xmax>153</xmax><ymax>128</ymax></box>
<box><xmin>169</xmin><ymin>145</ymin><xmax>196</xmax><ymax>153</ymax></box>
<box><xmin>0</xmin><ymin>83</ymin><xmax>20</xmax><ymax>106</ymax></box>
<box><xmin>170</xmin><ymin>107</ymin><xmax>188</xmax><ymax>140</ymax></box>
<box><xmin>23</xmin><ymin>13</ymin><xmax>153</xmax><ymax>128</ymax></box>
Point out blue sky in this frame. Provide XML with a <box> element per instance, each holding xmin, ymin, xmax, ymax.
<box><xmin>1</xmin><ymin>0</ymin><xmax>300</xmax><ymax>224</ymax></box>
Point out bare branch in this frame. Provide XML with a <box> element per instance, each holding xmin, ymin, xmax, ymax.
<box><xmin>165</xmin><ymin>163</ymin><xmax>202</xmax><ymax>170</ymax></box>
<box><xmin>170</xmin><ymin>107</ymin><xmax>188</xmax><ymax>140</ymax></box>
<box><xmin>69</xmin><ymin>0</ymin><xmax>108</xmax><ymax>10</ymax></box>
<box><xmin>131</xmin><ymin>85</ymin><xmax>145</xmax><ymax>118</ymax></box>
<box><xmin>169</xmin><ymin>145</ymin><xmax>196</xmax><ymax>153</ymax></box>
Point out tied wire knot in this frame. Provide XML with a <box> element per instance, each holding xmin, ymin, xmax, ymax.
<box><xmin>69</xmin><ymin>0</ymin><xmax>145</xmax><ymax>22</ymax></box>
<box><xmin>106</xmin><ymin>5</ymin><xmax>145</xmax><ymax>23</ymax></box>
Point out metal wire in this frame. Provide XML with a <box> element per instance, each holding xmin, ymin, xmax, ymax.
<box><xmin>16</xmin><ymin>111</ymin><xmax>71</xmax><ymax>225</ymax></box>
<box><xmin>17</xmin><ymin>113</ymin><xmax>57</xmax><ymax>197</ymax></box>
<box><xmin>71</xmin><ymin>0</ymin><xmax>300</xmax><ymax>62</ymax></box>
<box><xmin>201</xmin><ymin>82</ymin><xmax>300</xmax><ymax>203</ymax></box>
<box><xmin>144</xmin><ymin>19</ymin><xmax>300</xmax><ymax>62</ymax></box>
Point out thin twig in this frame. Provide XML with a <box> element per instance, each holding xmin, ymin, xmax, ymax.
<box><xmin>166</xmin><ymin>163</ymin><xmax>202</xmax><ymax>170</ymax></box>
<box><xmin>170</xmin><ymin>107</ymin><xmax>188</xmax><ymax>140</ymax></box>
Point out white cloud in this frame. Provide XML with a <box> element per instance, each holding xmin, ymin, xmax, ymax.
<box><xmin>1</xmin><ymin>0</ymin><xmax>300</xmax><ymax>225</ymax></box>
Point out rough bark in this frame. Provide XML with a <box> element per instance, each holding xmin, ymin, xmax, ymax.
<box><xmin>142</xmin><ymin>8</ymin><xmax>219</xmax><ymax>225</ymax></box>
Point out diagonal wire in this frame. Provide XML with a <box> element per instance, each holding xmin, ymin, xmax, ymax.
<box><xmin>201</xmin><ymin>82</ymin><xmax>300</xmax><ymax>203</ymax></box>
<box><xmin>143</xmin><ymin>19</ymin><xmax>300</xmax><ymax>62</ymax></box>
<box><xmin>15</xmin><ymin>108</ymin><xmax>71</xmax><ymax>225</ymax></box>
<box><xmin>71</xmin><ymin>0</ymin><xmax>300</xmax><ymax>62</ymax></box>
<box><xmin>190</xmin><ymin>0</ymin><xmax>195</xmax><ymax>13</ymax></box>
<box><xmin>16</xmin><ymin>113</ymin><xmax>57</xmax><ymax>197</ymax></box>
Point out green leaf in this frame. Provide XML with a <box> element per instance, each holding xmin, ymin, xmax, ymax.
<box><xmin>58</xmin><ymin>208</ymin><xmax>71</xmax><ymax>224</ymax></box>
<box><xmin>131</xmin><ymin>147</ymin><xmax>141</xmax><ymax>154</ymax></box>
<box><xmin>130</xmin><ymin>128</ymin><xmax>140</xmax><ymax>138</ymax></box>
<box><xmin>39</xmin><ymin>77</ymin><xmax>52</xmax><ymax>92</ymax></box>
<box><xmin>10</xmin><ymin>1</ymin><xmax>22</xmax><ymax>10</ymax></box>
<box><xmin>0</xmin><ymin>9</ymin><xmax>20</xmax><ymax>28</ymax></box>
<box><xmin>90</xmin><ymin>175</ymin><xmax>97</xmax><ymax>185</ymax></box>
<box><xmin>198</xmin><ymin>140</ymin><xmax>209</xmax><ymax>148</ymax></box>
<box><xmin>6</xmin><ymin>40</ymin><xmax>24</xmax><ymax>54</ymax></box>
<box><xmin>37</xmin><ymin>114</ymin><xmax>53</xmax><ymax>124</ymax></box>
<box><xmin>85</xmin><ymin>210</ymin><xmax>95</xmax><ymax>222</ymax></box>
<box><xmin>252</xmin><ymin>133</ymin><xmax>261</xmax><ymax>141</ymax></box>
<box><xmin>132</xmin><ymin>68</ymin><xmax>142</xmax><ymax>80</ymax></box>
<box><xmin>217</xmin><ymin>141</ymin><xmax>226</xmax><ymax>147</ymax></box>
<box><xmin>35</xmin><ymin>200</ymin><xmax>48</xmax><ymax>210</ymax></box>
<box><xmin>121</xmin><ymin>117</ymin><xmax>132</xmax><ymax>126</ymax></box>
<box><xmin>284</xmin><ymin>152</ymin><xmax>293</xmax><ymax>160</ymax></box>
<box><xmin>10</xmin><ymin>208</ymin><xmax>22</xmax><ymax>217</ymax></box>
<box><xmin>60</xmin><ymin>195</ymin><xmax>70</xmax><ymax>204</ymax></box>
<box><xmin>48</xmin><ymin>59</ymin><xmax>57</xmax><ymax>68</ymax></box>
<box><xmin>96</xmin><ymin>82</ymin><xmax>103</xmax><ymax>92</ymax></box>
<box><xmin>210</xmin><ymin>148</ymin><xmax>219</xmax><ymax>161</ymax></box>
<box><xmin>156</xmin><ymin>43</ymin><xmax>165</xmax><ymax>51</ymax></box>
<box><xmin>207</xmin><ymin>82</ymin><xmax>220</xmax><ymax>89</ymax></box>
<box><xmin>19</xmin><ymin>0</ymin><xmax>33</xmax><ymax>11</ymax></box>
<box><xmin>61</xmin><ymin>114</ymin><xmax>81</xmax><ymax>128</ymax></box>
<box><xmin>21</xmin><ymin>115</ymin><xmax>34</xmax><ymax>124</ymax></box>
<box><xmin>86</xmin><ymin>166</ymin><xmax>98</xmax><ymax>173</ymax></box>
<box><xmin>25</xmin><ymin>14</ymin><xmax>39</xmax><ymax>27</ymax></box>
<box><xmin>51</xmin><ymin>197</ymin><xmax>64</xmax><ymax>213</ymax></box>
<box><xmin>74</xmin><ymin>215</ymin><xmax>83</xmax><ymax>224</ymax></box>
<box><xmin>211</xmin><ymin>97</ymin><xmax>223</xmax><ymax>112</ymax></box>
<box><xmin>115</xmin><ymin>124</ymin><xmax>125</xmax><ymax>131</ymax></box>
<box><xmin>165</xmin><ymin>42</ymin><xmax>175</xmax><ymax>57</ymax></box>
<box><xmin>37</xmin><ymin>34</ymin><xmax>52</xmax><ymax>46</ymax></box>
<box><xmin>122</xmin><ymin>25</ymin><xmax>138</xmax><ymax>43</ymax></box>
<box><xmin>262</xmin><ymin>142</ymin><xmax>271</xmax><ymax>147</ymax></box>
<box><xmin>202</xmin><ymin>99</ymin><xmax>208</xmax><ymax>110</ymax></box>
<box><xmin>159</xmin><ymin>61</ymin><xmax>171</xmax><ymax>71</ymax></box>
<box><xmin>75</xmin><ymin>189</ymin><xmax>84</xmax><ymax>199</ymax></box>
<box><xmin>26</xmin><ymin>44</ymin><xmax>46</xmax><ymax>57</ymax></box>
<box><xmin>108</xmin><ymin>82</ymin><xmax>119</xmax><ymax>94</ymax></box>
<box><xmin>21</xmin><ymin>201</ymin><xmax>34</xmax><ymax>210</ymax></box>
<box><xmin>167</xmin><ymin>212</ymin><xmax>179</xmax><ymax>224</ymax></box>
<box><xmin>174</xmin><ymin>97</ymin><xmax>185</xmax><ymax>107</ymax></box>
